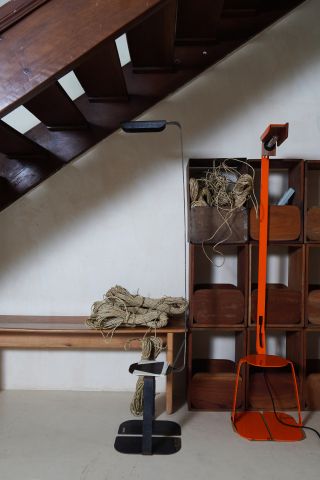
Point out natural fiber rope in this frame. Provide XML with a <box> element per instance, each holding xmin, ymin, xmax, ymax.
<box><xmin>86</xmin><ymin>286</ymin><xmax>188</xmax><ymax>416</ymax></box>
<box><xmin>127</xmin><ymin>335</ymin><xmax>163</xmax><ymax>416</ymax></box>
<box><xmin>190</xmin><ymin>159</ymin><xmax>258</xmax><ymax>265</ymax></box>
<box><xmin>86</xmin><ymin>285</ymin><xmax>187</xmax><ymax>332</ymax></box>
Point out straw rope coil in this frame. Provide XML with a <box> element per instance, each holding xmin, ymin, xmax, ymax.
<box><xmin>87</xmin><ymin>285</ymin><xmax>187</xmax><ymax>332</ymax></box>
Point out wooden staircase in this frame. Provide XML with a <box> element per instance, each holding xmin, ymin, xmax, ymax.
<box><xmin>0</xmin><ymin>0</ymin><xmax>305</xmax><ymax>211</ymax></box>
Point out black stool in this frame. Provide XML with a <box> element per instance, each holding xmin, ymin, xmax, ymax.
<box><xmin>115</xmin><ymin>370</ymin><xmax>181</xmax><ymax>455</ymax></box>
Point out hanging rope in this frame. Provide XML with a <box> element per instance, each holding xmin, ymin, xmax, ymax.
<box><xmin>190</xmin><ymin>159</ymin><xmax>258</xmax><ymax>265</ymax></box>
<box><xmin>127</xmin><ymin>335</ymin><xmax>163</xmax><ymax>416</ymax></box>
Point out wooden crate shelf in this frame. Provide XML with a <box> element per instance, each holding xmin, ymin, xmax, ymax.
<box><xmin>188</xmin><ymin>159</ymin><xmax>249</xmax><ymax>245</ymax></box>
<box><xmin>305</xmin><ymin>161</ymin><xmax>320</xmax><ymax>242</ymax></box>
<box><xmin>305</xmin><ymin>244</ymin><xmax>320</xmax><ymax>326</ymax></box>
<box><xmin>188</xmin><ymin>329</ymin><xmax>246</xmax><ymax>411</ymax></box>
<box><xmin>190</xmin><ymin>244</ymin><xmax>248</xmax><ymax>327</ymax></box>
<box><xmin>249</xmin><ymin>159</ymin><xmax>304</xmax><ymax>242</ymax></box>
<box><xmin>249</xmin><ymin>205</ymin><xmax>301</xmax><ymax>242</ymax></box>
<box><xmin>187</xmin><ymin>157</ymin><xmax>320</xmax><ymax>411</ymax></box>
<box><xmin>249</xmin><ymin>244</ymin><xmax>304</xmax><ymax>327</ymax></box>
<box><xmin>247</xmin><ymin>328</ymin><xmax>303</xmax><ymax>410</ymax></box>
<box><xmin>304</xmin><ymin>328</ymin><xmax>320</xmax><ymax>410</ymax></box>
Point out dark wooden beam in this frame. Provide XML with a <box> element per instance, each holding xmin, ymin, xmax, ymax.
<box><xmin>127</xmin><ymin>0</ymin><xmax>177</xmax><ymax>71</ymax></box>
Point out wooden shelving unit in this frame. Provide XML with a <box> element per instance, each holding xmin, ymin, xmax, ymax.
<box><xmin>304</xmin><ymin>327</ymin><xmax>320</xmax><ymax>409</ymax></box>
<box><xmin>187</xmin><ymin>158</ymin><xmax>320</xmax><ymax>411</ymax></box>
<box><xmin>188</xmin><ymin>327</ymin><xmax>246</xmax><ymax>411</ymax></box>
<box><xmin>305</xmin><ymin>161</ymin><xmax>320</xmax><ymax>242</ymax></box>
<box><xmin>249</xmin><ymin>243</ymin><xmax>304</xmax><ymax>327</ymax></box>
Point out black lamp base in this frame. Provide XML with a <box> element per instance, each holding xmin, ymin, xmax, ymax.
<box><xmin>114</xmin><ymin>376</ymin><xmax>181</xmax><ymax>455</ymax></box>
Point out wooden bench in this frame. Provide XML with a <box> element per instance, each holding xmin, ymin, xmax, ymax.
<box><xmin>0</xmin><ymin>316</ymin><xmax>185</xmax><ymax>414</ymax></box>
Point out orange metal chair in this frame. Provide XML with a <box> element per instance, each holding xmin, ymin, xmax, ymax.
<box><xmin>231</xmin><ymin>124</ymin><xmax>304</xmax><ymax>441</ymax></box>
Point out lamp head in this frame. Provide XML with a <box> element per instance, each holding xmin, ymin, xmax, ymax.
<box><xmin>260</xmin><ymin>123</ymin><xmax>289</xmax><ymax>155</ymax></box>
<box><xmin>121</xmin><ymin>120</ymin><xmax>167</xmax><ymax>133</ymax></box>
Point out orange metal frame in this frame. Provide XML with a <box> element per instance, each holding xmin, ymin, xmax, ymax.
<box><xmin>231</xmin><ymin>124</ymin><xmax>304</xmax><ymax>441</ymax></box>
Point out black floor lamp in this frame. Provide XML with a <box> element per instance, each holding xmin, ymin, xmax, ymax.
<box><xmin>114</xmin><ymin>120</ymin><xmax>187</xmax><ymax>455</ymax></box>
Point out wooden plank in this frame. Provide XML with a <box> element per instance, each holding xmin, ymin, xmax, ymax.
<box><xmin>0</xmin><ymin>119</ymin><xmax>48</xmax><ymax>158</ymax></box>
<box><xmin>24</xmin><ymin>81</ymin><xmax>88</xmax><ymax>130</ymax></box>
<box><xmin>74</xmin><ymin>40</ymin><xmax>128</xmax><ymax>102</ymax></box>
<box><xmin>0</xmin><ymin>0</ymin><xmax>165</xmax><ymax>117</ymax></box>
<box><xmin>176</xmin><ymin>0</ymin><xmax>225</xmax><ymax>44</ymax></box>
<box><xmin>249</xmin><ymin>205</ymin><xmax>301</xmax><ymax>241</ymax></box>
<box><xmin>127</xmin><ymin>0</ymin><xmax>177</xmax><ymax>71</ymax></box>
<box><xmin>0</xmin><ymin>331</ymin><xmax>168</xmax><ymax>349</ymax></box>
<box><xmin>0</xmin><ymin>315</ymin><xmax>185</xmax><ymax>333</ymax></box>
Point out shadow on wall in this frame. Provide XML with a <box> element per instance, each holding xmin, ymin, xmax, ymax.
<box><xmin>0</xmin><ymin>0</ymin><xmax>319</xmax><ymax>280</ymax></box>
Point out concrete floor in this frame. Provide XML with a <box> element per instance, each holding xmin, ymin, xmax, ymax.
<box><xmin>0</xmin><ymin>391</ymin><xmax>319</xmax><ymax>480</ymax></box>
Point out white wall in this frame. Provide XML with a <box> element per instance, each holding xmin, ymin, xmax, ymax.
<box><xmin>0</xmin><ymin>0</ymin><xmax>319</xmax><ymax>391</ymax></box>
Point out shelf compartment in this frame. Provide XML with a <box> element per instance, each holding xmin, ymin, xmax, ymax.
<box><xmin>249</xmin><ymin>244</ymin><xmax>304</xmax><ymax>327</ymax></box>
<box><xmin>188</xmin><ymin>158</ymin><xmax>249</xmax><ymax>245</ymax></box>
<box><xmin>247</xmin><ymin>328</ymin><xmax>303</xmax><ymax>410</ymax></box>
<box><xmin>189</xmin><ymin>207</ymin><xmax>247</xmax><ymax>244</ymax></box>
<box><xmin>305</xmin><ymin>329</ymin><xmax>320</xmax><ymax>409</ymax></box>
<box><xmin>306</xmin><ymin>245</ymin><xmax>320</xmax><ymax>325</ymax></box>
<box><xmin>249</xmin><ymin>205</ymin><xmax>301</xmax><ymax>242</ymax></box>
<box><xmin>193</xmin><ymin>285</ymin><xmax>244</xmax><ymax>325</ymax></box>
<box><xmin>190</xmin><ymin>244</ymin><xmax>248</xmax><ymax>327</ymax></box>
<box><xmin>188</xmin><ymin>329</ymin><xmax>246</xmax><ymax>411</ymax></box>
<box><xmin>249</xmin><ymin>159</ymin><xmax>304</xmax><ymax>242</ymax></box>
<box><xmin>190</xmin><ymin>359</ymin><xmax>242</xmax><ymax>410</ymax></box>
<box><xmin>305</xmin><ymin>161</ymin><xmax>320</xmax><ymax>242</ymax></box>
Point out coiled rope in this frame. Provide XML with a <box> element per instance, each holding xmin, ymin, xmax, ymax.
<box><xmin>86</xmin><ymin>285</ymin><xmax>188</xmax><ymax>415</ymax></box>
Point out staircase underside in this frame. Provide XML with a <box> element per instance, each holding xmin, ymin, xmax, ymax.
<box><xmin>0</xmin><ymin>0</ymin><xmax>305</xmax><ymax>211</ymax></box>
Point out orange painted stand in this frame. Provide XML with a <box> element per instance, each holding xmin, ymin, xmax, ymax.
<box><xmin>231</xmin><ymin>124</ymin><xmax>304</xmax><ymax>442</ymax></box>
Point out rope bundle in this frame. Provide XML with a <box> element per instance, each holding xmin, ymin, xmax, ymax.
<box><xmin>87</xmin><ymin>285</ymin><xmax>187</xmax><ymax>332</ymax></box>
<box><xmin>190</xmin><ymin>159</ymin><xmax>256</xmax><ymax>211</ymax></box>
<box><xmin>86</xmin><ymin>285</ymin><xmax>188</xmax><ymax>416</ymax></box>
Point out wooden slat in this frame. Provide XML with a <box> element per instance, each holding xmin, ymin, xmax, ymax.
<box><xmin>74</xmin><ymin>40</ymin><xmax>128</xmax><ymax>102</ymax></box>
<box><xmin>127</xmin><ymin>0</ymin><xmax>177</xmax><ymax>71</ymax></box>
<box><xmin>24</xmin><ymin>81</ymin><xmax>88</xmax><ymax>130</ymax></box>
<box><xmin>176</xmin><ymin>0</ymin><xmax>225</xmax><ymax>44</ymax></box>
<box><xmin>0</xmin><ymin>120</ymin><xmax>48</xmax><ymax>158</ymax></box>
<box><xmin>0</xmin><ymin>0</ymin><xmax>165</xmax><ymax>117</ymax></box>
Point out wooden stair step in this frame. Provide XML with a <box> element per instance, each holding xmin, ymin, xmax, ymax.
<box><xmin>24</xmin><ymin>81</ymin><xmax>88</xmax><ymax>130</ymax></box>
<box><xmin>74</xmin><ymin>39</ymin><xmax>128</xmax><ymax>103</ymax></box>
<box><xmin>0</xmin><ymin>120</ymin><xmax>49</xmax><ymax>158</ymax></box>
<box><xmin>0</xmin><ymin>0</ymin><xmax>164</xmax><ymax>118</ymax></box>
